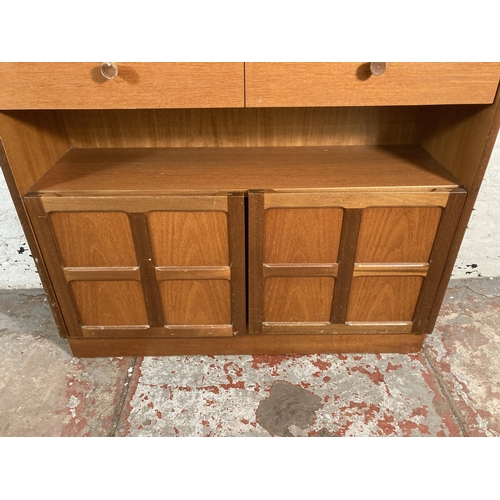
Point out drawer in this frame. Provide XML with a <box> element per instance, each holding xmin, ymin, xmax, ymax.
<box><xmin>245</xmin><ymin>62</ymin><xmax>500</xmax><ymax>107</ymax></box>
<box><xmin>0</xmin><ymin>63</ymin><xmax>245</xmax><ymax>109</ymax></box>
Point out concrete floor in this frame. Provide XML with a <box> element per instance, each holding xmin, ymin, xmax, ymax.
<box><xmin>1</xmin><ymin>277</ymin><xmax>499</xmax><ymax>437</ymax></box>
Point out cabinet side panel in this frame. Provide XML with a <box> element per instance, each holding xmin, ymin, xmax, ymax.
<box><xmin>422</xmin><ymin>98</ymin><xmax>499</xmax><ymax>191</ymax></box>
<box><xmin>423</xmin><ymin>91</ymin><xmax>500</xmax><ymax>333</ymax></box>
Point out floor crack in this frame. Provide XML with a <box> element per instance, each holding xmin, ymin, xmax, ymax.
<box><xmin>421</xmin><ymin>348</ymin><xmax>469</xmax><ymax>437</ymax></box>
<box><xmin>464</xmin><ymin>284</ymin><xmax>498</xmax><ymax>300</ymax></box>
<box><xmin>108</xmin><ymin>356</ymin><xmax>138</xmax><ymax>437</ymax></box>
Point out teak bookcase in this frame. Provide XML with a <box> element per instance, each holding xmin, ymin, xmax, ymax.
<box><xmin>1</xmin><ymin>62</ymin><xmax>499</xmax><ymax>357</ymax></box>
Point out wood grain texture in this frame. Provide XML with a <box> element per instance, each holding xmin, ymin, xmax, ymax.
<box><xmin>264</xmin><ymin>191</ymin><xmax>451</xmax><ymax>209</ymax></box>
<box><xmin>263</xmin><ymin>277</ymin><xmax>335</xmax><ymax>323</ymax></box>
<box><xmin>24</xmin><ymin>196</ymin><xmax>83</xmax><ymax>337</ymax></box>
<box><xmin>347</xmin><ymin>276</ymin><xmax>423</xmax><ymax>322</ymax></box>
<box><xmin>353</xmin><ymin>263</ymin><xmax>429</xmax><ymax>277</ymax></box>
<box><xmin>413</xmin><ymin>191</ymin><xmax>467</xmax><ymax>332</ymax></box>
<box><xmin>245</xmin><ymin>63</ymin><xmax>500</xmax><ymax>107</ymax></box>
<box><xmin>355</xmin><ymin>207</ymin><xmax>443</xmax><ymax>263</ymax></box>
<box><xmin>155</xmin><ymin>267</ymin><xmax>231</xmax><ymax>281</ymax></box>
<box><xmin>159</xmin><ymin>280</ymin><xmax>231</xmax><ymax>326</ymax></box>
<box><xmin>128</xmin><ymin>212</ymin><xmax>165</xmax><ymax>328</ymax></box>
<box><xmin>148</xmin><ymin>211</ymin><xmax>229</xmax><ymax>267</ymax></box>
<box><xmin>422</xmin><ymin>102</ymin><xmax>500</xmax><ymax>191</ymax></box>
<box><xmin>263</xmin><ymin>263</ymin><xmax>338</xmax><ymax>278</ymax></box>
<box><xmin>50</xmin><ymin>212</ymin><xmax>137</xmax><ymax>267</ymax></box>
<box><xmin>42</xmin><ymin>195</ymin><xmax>228</xmax><ymax>213</ymax></box>
<box><xmin>80</xmin><ymin>326</ymin><xmax>233</xmax><ymax>338</ymax></box>
<box><xmin>425</xmin><ymin>91</ymin><xmax>500</xmax><ymax>334</ymax></box>
<box><xmin>28</xmin><ymin>146</ymin><xmax>460</xmax><ymax>195</ymax></box>
<box><xmin>0</xmin><ymin>63</ymin><xmax>245</xmax><ymax>109</ymax></box>
<box><xmin>70</xmin><ymin>281</ymin><xmax>148</xmax><ymax>326</ymax></box>
<box><xmin>68</xmin><ymin>333</ymin><xmax>426</xmax><ymax>357</ymax></box>
<box><xmin>264</xmin><ymin>208</ymin><xmax>343</xmax><ymax>263</ymax></box>
<box><xmin>262</xmin><ymin>322</ymin><xmax>413</xmax><ymax>335</ymax></box>
<box><xmin>61</xmin><ymin>107</ymin><xmax>426</xmax><ymax>149</ymax></box>
<box><xmin>248</xmin><ymin>192</ymin><xmax>265</xmax><ymax>334</ymax></box>
<box><xmin>64</xmin><ymin>268</ymin><xmax>141</xmax><ymax>281</ymax></box>
<box><xmin>330</xmin><ymin>209</ymin><xmax>362</xmax><ymax>323</ymax></box>
<box><xmin>1</xmin><ymin>140</ymin><xmax>69</xmax><ymax>338</ymax></box>
<box><xmin>227</xmin><ymin>194</ymin><xmax>247</xmax><ymax>336</ymax></box>
<box><xmin>0</xmin><ymin>111</ymin><xmax>70</xmax><ymax>196</ymax></box>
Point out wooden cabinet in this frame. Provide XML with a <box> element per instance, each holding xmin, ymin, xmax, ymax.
<box><xmin>1</xmin><ymin>62</ymin><xmax>500</xmax><ymax>357</ymax></box>
<box><xmin>248</xmin><ymin>189</ymin><xmax>465</xmax><ymax>335</ymax></box>
<box><xmin>24</xmin><ymin>193</ymin><xmax>246</xmax><ymax>338</ymax></box>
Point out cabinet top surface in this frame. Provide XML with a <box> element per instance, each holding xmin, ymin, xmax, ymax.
<box><xmin>28</xmin><ymin>145</ymin><xmax>460</xmax><ymax>195</ymax></box>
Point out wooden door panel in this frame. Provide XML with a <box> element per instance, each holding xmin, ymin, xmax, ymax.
<box><xmin>50</xmin><ymin>211</ymin><xmax>137</xmax><ymax>267</ymax></box>
<box><xmin>264</xmin><ymin>208</ymin><xmax>343</xmax><ymax>263</ymax></box>
<box><xmin>25</xmin><ymin>193</ymin><xmax>246</xmax><ymax>338</ymax></box>
<box><xmin>159</xmin><ymin>280</ymin><xmax>231</xmax><ymax>325</ymax></box>
<box><xmin>263</xmin><ymin>277</ymin><xmax>335</xmax><ymax>323</ymax></box>
<box><xmin>148</xmin><ymin>211</ymin><xmax>229</xmax><ymax>266</ymax></box>
<box><xmin>355</xmin><ymin>207</ymin><xmax>443</xmax><ymax>263</ymax></box>
<box><xmin>347</xmin><ymin>276</ymin><xmax>423</xmax><ymax>322</ymax></box>
<box><xmin>70</xmin><ymin>281</ymin><xmax>148</xmax><ymax>326</ymax></box>
<box><xmin>249</xmin><ymin>190</ymin><xmax>465</xmax><ymax>335</ymax></box>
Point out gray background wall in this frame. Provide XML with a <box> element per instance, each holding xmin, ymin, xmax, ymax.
<box><xmin>1</xmin><ymin>138</ymin><xmax>499</xmax><ymax>288</ymax></box>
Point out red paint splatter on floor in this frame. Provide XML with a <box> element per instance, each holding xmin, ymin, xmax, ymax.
<box><xmin>198</xmin><ymin>385</ymin><xmax>220</xmax><ymax>395</ymax></box>
<box><xmin>386</xmin><ymin>362</ymin><xmax>403</xmax><ymax>372</ymax></box>
<box><xmin>241</xmin><ymin>418</ymin><xmax>249</xmax><ymax>425</ymax></box>
<box><xmin>220</xmin><ymin>380</ymin><xmax>245</xmax><ymax>390</ymax></box>
<box><xmin>223</xmin><ymin>362</ymin><xmax>243</xmax><ymax>378</ymax></box>
<box><xmin>410</xmin><ymin>406</ymin><xmax>429</xmax><ymax>419</ymax></box>
<box><xmin>251</xmin><ymin>355</ymin><xmax>290</xmax><ymax>369</ymax></box>
<box><xmin>312</xmin><ymin>359</ymin><xmax>332</xmax><ymax>371</ymax></box>
<box><xmin>351</xmin><ymin>366</ymin><xmax>385</xmax><ymax>385</ymax></box>
<box><xmin>323</xmin><ymin>376</ymin><xmax>331</xmax><ymax>383</ymax></box>
<box><xmin>201</xmin><ymin>420</ymin><xmax>210</xmax><ymax>428</ymax></box>
<box><xmin>377</xmin><ymin>414</ymin><xmax>396</xmax><ymax>435</ymax></box>
<box><xmin>155</xmin><ymin>410</ymin><xmax>162</xmax><ymax>419</ymax></box>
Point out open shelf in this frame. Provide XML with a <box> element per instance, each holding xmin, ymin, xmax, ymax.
<box><xmin>28</xmin><ymin>145</ymin><xmax>460</xmax><ymax>196</ymax></box>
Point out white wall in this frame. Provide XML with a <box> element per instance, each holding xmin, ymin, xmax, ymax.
<box><xmin>1</xmin><ymin>139</ymin><xmax>499</xmax><ymax>288</ymax></box>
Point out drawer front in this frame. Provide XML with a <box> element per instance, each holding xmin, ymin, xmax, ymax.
<box><xmin>0</xmin><ymin>63</ymin><xmax>244</xmax><ymax>109</ymax></box>
<box><xmin>245</xmin><ymin>62</ymin><xmax>500</xmax><ymax>107</ymax></box>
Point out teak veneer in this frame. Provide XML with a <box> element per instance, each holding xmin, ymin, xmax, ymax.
<box><xmin>1</xmin><ymin>62</ymin><xmax>500</xmax><ymax>357</ymax></box>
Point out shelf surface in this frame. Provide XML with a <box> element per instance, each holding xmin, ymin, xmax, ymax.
<box><xmin>28</xmin><ymin>146</ymin><xmax>460</xmax><ymax>195</ymax></box>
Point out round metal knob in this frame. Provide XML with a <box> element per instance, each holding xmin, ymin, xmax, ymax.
<box><xmin>101</xmin><ymin>62</ymin><xmax>118</xmax><ymax>80</ymax></box>
<box><xmin>370</xmin><ymin>62</ymin><xmax>387</xmax><ymax>76</ymax></box>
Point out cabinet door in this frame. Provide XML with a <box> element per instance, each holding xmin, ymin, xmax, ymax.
<box><xmin>24</xmin><ymin>194</ymin><xmax>245</xmax><ymax>339</ymax></box>
<box><xmin>248</xmin><ymin>190</ymin><xmax>465</xmax><ymax>335</ymax></box>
